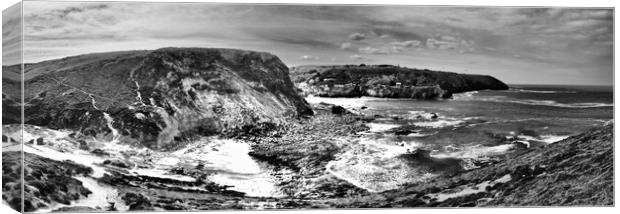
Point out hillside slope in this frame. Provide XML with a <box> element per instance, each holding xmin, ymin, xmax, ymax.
<box><xmin>326</xmin><ymin>122</ymin><xmax>614</xmax><ymax>207</ymax></box>
<box><xmin>290</xmin><ymin>65</ymin><xmax>508</xmax><ymax>99</ymax></box>
<box><xmin>2</xmin><ymin>48</ymin><xmax>312</xmax><ymax>149</ymax></box>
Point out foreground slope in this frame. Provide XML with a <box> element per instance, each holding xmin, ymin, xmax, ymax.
<box><xmin>327</xmin><ymin>122</ymin><xmax>614</xmax><ymax>207</ymax></box>
<box><xmin>291</xmin><ymin>65</ymin><xmax>508</xmax><ymax>99</ymax></box>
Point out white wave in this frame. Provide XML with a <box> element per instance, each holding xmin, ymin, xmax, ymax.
<box><xmin>511</xmin><ymin>99</ymin><xmax>613</xmax><ymax>108</ymax></box>
<box><xmin>431</xmin><ymin>144</ymin><xmax>514</xmax><ymax>160</ymax></box>
<box><xmin>508</xmin><ymin>89</ymin><xmax>577</xmax><ymax>94</ymax></box>
<box><xmin>452</xmin><ymin>91</ymin><xmax>478</xmax><ymax>100</ymax></box>
<box><xmin>517</xmin><ymin>134</ymin><xmax>570</xmax><ymax>144</ymax></box>
<box><xmin>407</xmin><ymin>132</ymin><xmax>437</xmax><ymax>137</ymax></box>
<box><xmin>365</xmin><ymin>123</ymin><xmax>401</xmax><ymax>133</ymax></box>
<box><xmin>405</xmin><ymin>111</ymin><xmax>440</xmax><ymax>120</ymax></box>
<box><xmin>461</xmin><ymin>95</ymin><xmax>612</xmax><ymax>108</ymax></box>
<box><xmin>326</xmin><ymin>138</ymin><xmax>430</xmax><ymax>192</ymax></box>
<box><xmin>412</xmin><ymin>119</ymin><xmax>465</xmax><ymax>128</ymax></box>
<box><xmin>304</xmin><ymin>95</ymin><xmax>369</xmax><ymax>109</ymax></box>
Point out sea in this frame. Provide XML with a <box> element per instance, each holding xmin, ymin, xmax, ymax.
<box><xmin>309</xmin><ymin>84</ymin><xmax>614</xmax><ymax>192</ymax></box>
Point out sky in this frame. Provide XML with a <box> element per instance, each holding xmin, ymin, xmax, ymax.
<box><xmin>2</xmin><ymin>2</ymin><xmax>614</xmax><ymax>85</ymax></box>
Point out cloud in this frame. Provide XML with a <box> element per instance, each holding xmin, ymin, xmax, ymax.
<box><xmin>426</xmin><ymin>37</ymin><xmax>469</xmax><ymax>50</ymax></box>
<box><xmin>349</xmin><ymin>32</ymin><xmax>366</xmax><ymax>41</ymax></box>
<box><xmin>340</xmin><ymin>42</ymin><xmax>352</xmax><ymax>50</ymax></box>
<box><xmin>350</xmin><ymin>54</ymin><xmax>370</xmax><ymax>61</ymax></box>
<box><xmin>358</xmin><ymin>46</ymin><xmax>390</xmax><ymax>55</ymax></box>
<box><xmin>391</xmin><ymin>40</ymin><xmax>422</xmax><ymax>48</ymax></box>
<box><xmin>299</xmin><ymin>55</ymin><xmax>320</xmax><ymax>60</ymax></box>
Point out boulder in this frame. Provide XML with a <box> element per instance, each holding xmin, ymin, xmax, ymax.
<box><xmin>121</xmin><ymin>192</ymin><xmax>154</xmax><ymax>211</ymax></box>
<box><xmin>35</xmin><ymin>137</ymin><xmax>45</xmax><ymax>145</ymax></box>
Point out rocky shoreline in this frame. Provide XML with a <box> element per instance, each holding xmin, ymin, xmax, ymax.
<box><xmin>3</xmin><ymin>101</ymin><xmax>613</xmax><ymax>211</ymax></box>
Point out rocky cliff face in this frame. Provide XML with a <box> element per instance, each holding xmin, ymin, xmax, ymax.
<box><xmin>290</xmin><ymin>65</ymin><xmax>508</xmax><ymax>99</ymax></box>
<box><xmin>5</xmin><ymin>48</ymin><xmax>312</xmax><ymax>149</ymax></box>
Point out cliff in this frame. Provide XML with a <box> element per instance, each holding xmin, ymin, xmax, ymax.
<box><xmin>2</xmin><ymin>48</ymin><xmax>312</xmax><ymax>149</ymax></box>
<box><xmin>290</xmin><ymin>65</ymin><xmax>509</xmax><ymax>99</ymax></box>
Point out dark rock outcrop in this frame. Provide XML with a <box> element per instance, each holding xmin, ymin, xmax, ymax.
<box><xmin>290</xmin><ymin>65</ymin><xmax>508</xmax><ymax>99</ymax></box>
<box><xmin>3</xmin><ymin>48</ymin><xmax>313</xmax><ymax>149</ymax></box>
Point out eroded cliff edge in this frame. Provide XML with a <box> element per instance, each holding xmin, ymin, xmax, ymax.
<box><xmin>290</xmin><ymin>65</ymin><xmax>509</xmax><ymax>99</ymax></box>
<box><xmin>2</xmin><ymin>48</ymin><xmax>313</xmax><ymax>149</ymax></box>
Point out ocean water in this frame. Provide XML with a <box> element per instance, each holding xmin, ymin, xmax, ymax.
<box><xmin>361</xmin><ymin>84</ymin><xmax>613</xmax><ymax>149</ymax></box>
<box><xmin>314</xmin><ymin>85</ymin><xmax>613</xmax><ymax>192</ymax></box>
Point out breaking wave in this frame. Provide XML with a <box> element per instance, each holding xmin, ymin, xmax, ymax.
<box><xmin>507</xmin><ymin>88</ymin><xmax>577</xmax><ymax>94</ymax></box>
<box><xmin>326</xmin><ymin>138</ymin><xmax>434</xmax><ymax>192</ymax></box>
<box><xmin>455</xmin><ymin>95</ymin><xmax>612</xmax><ymax>108</ymax></box>
<box><xmin>431</xmin><ymin>144</ymin><xmax>515</xmax><ymax>160</ymax></box>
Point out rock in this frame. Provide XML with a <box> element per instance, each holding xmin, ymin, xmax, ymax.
<box><xmin>35</xmin><ymin>137</ymin><xmax>45</xmax><ymax>145</ymax></box>
<box><xmin>103</xmin><ymin>159</ymin><xmax>135</xmax><ymax>169</ymax></box>
<box><xmin>90</xmin><ymin>148</ymin><xmax>110</xmax><ymax>156</ymax></box>
<box><xmin>121</xmin><ymin>192</ymin><xmax>154</xmax><ymax>211</ymax></box>
<box><xmin>511</xmin><ymin>164</ymin><xmax>533</xmax><ymax>180</ymax></box>
<box><xmin>331</xmin><ymin>105</ymin><xmax>348</xmax><ymax>115</ymax></box>
<box><xmin>78</xmin><ymin>140</ymin><xmax>89</xmax><ymax>150</ymax></box>
<box><xmin>2</xmin><ymin>135</ymin><xmax>8</xmax><ymax>142</ymax></box>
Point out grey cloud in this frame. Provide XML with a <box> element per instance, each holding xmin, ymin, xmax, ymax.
<box><xmin>349</xmin><ymin>32</ymin><xmax>366</xmax><ymax>41</ymax></box>
<box><xmin>340</xmin><ymin>42</ymin><xmax>352</xmax><ymax>50</ymax></box>
<box><xmin>299</xmin><ymin>55</ymin><xmax>320</xmax><ymax>60</ymax></box>
<box><xmin>358</xmin><ymin>46</ymin><xmax>390</xmax><ymax>54</ymax></box>
<box><xmin>391</xmin><ymin>40</ymin><xmax>422</xmax><ymax>48</ymax></box>
<box><xmin>426</xmin><ymin>38</ymin><xmax>460</xmax><ymax>50</ymax></box>
<box><xmin>350</xmin><ymin>54</ymin><xmax>370</xmax><ymax>61</ymax></box>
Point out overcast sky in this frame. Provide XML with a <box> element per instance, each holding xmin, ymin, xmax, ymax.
<box><xmin>2</xmin><ymin>2</ymin><xmax>614</xmax><ymax>85</ymax></box>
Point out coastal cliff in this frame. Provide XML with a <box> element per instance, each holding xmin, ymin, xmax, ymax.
<box><xmin>290</xmin><ymin>65</ymin><xmax>509</xmax><ymax>99</ymax></box>
<box><xmin>2</xmin><ymin>48</ymin><xmax>312</xmax><ymax>149</ymax></box>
